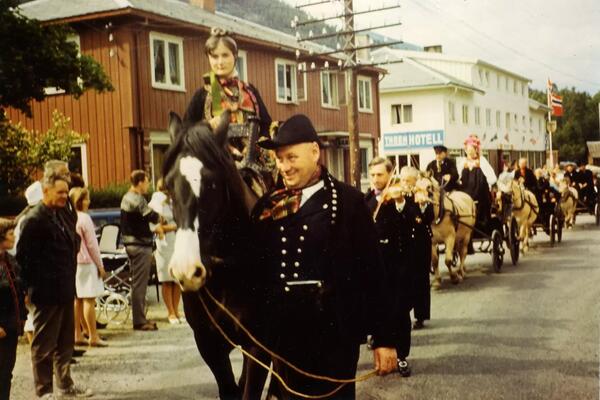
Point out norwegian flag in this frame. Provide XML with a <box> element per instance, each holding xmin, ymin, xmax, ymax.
<box><xmin>547</xmin><ymin>79</ymin><xmax>564</xmax><ymax>117</ymax></box>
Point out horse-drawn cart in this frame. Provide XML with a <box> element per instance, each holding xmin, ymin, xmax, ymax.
<box><xmin>531</xmin><ymin>188</ymin><xmax>564</xmax><ymax>246</ymax></box>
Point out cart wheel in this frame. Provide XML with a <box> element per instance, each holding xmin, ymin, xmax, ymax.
<box><xmin>103</xmin><ymin>293</ymin><xmax>130</xmax><ymax>325</ymax></box>
<box><xmin>595</xmin><ymin>203</ymin><xmax>600</xmax><ymax>226</ymax></box>
<box><xmin>491</xmin><ymin>230</ymin><xmax>504</xmax><ymax>273</ymax></box>
<box><xmin>509</xmin><ymin>218</ymin><xmax>520</xmax><ymax>265</ymax></box>
<box><xmin>556</xmin><ymin>213</ymin><xmax>563</xmax><ymax>243</ymax></box>
<box><xmin>549</xmin><ymin>214</ymin><xmax>556</xmax><ymax>246</ymax></box>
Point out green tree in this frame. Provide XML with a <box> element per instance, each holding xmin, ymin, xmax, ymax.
<box><xmin>0</xmin><ymin>110</ymin><xmax>88</xmax><ymax>195</ymax></box>
<box><xmin>0</xmin><ymin>0</ymin><xmax>113</xmax><ymax>117</ymax></box>
<box><xmin>530</xmin><ymin>87</ymin><xmax>600</xmax><ymax>162</ymax></box>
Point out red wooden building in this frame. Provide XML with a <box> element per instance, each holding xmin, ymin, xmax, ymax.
<box><xmin>7</xmin><ymin>0</ymin><xmax>383</xmax><ymax>191</ymax></box>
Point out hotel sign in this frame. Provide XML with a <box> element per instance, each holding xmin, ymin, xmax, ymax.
<box><xmin>383</xmin><ymin>130</ymin><xmax>445</xmax><ymax>150</ymax></box>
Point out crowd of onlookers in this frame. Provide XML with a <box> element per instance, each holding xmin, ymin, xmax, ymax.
<box><xmin>0</xmin><ymin>161</ymin><xmax>182</xmax><ymax>399</ymax></box>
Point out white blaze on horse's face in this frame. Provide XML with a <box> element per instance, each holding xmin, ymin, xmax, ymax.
<box><xmin>169</xmin><ymin>156</ymin><xmax>207</xmax><ymax>292</ymax></box>
<box><xmin>169</xmin><ymin>221</ymin><xmax>206</xmax><ymax>292</ymax></box>
<box><xmin>179</xmin><ymin>156</ymin><xmax>203</xmax><ymax>197</ymax></box>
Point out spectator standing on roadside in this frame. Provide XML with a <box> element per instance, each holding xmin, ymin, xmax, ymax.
<box><xmin>120</xmin><ymin>170</ymin><xmax>162</xmax><ymax>331</ymax></box>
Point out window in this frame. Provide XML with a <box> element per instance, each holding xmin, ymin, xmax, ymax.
<box><xmin>497</xmin><ymin>75</ymin><xmax>501</xmax><ymax>90</ymax></box>
<box><xmin>506</xmin><ymin>77</ymin><xmax>510</xmax><ymax>92</ymax></box>
<box><xmin>522</xmin><ymin>116</ymin><xmax>527</xmax><ymax>131</ymax></box>
<box><xmin>496</xmin><ymin>110</ymin><xmax>501</xmax><ymax>128</ymax></box>
<box><xmin>514</xmin><ymin>114</ymin><xmax>518</xmax><ymax>130</ymax></box>
<box><xmin>150</xmin><ymin>32</ymin><xmax>185</xmax><ymax>91</ymax></box>
<box><xmin>486</xmin><ymin>108</ymin><xmax>492</xmax><ymax>127</ymax></box>
<box><xmin>391</xmin><ymin>104</ymin><xmax>412</xmax><ymax>124</ymax></box>
<box><xmin>276</xmin><ymin>59</ymin><xmax>300</xmax><ymax>103</ymax></box>
<box><xmin>69</xmin><ymin>143</ymin><xmax>88</xmax><ymax>184</ymax></box>
<box><xmin>360</xmin><ymin>148</ymin><xmax>369</xmax><ymax>180</ymax></box>
<box><xmin>321</xmin><ymin>71</ymin><xmax>339</xmax><ymax>108</ymax></box>
<box><xmin>236</xmin><ymin>50</ymin><xmax>248</xmax><ymax>82</ymax></box>
<box><xmin>514</xmin><ymin>80</ymin><xmax>518</xmax><ymax>94</ymax></box>
<box><xmin>462</xmin><ymin>105</ymin><xmax>469</xmax><ymax>124</ymax></box>
<box><xmin>529</xmin><ymin>117</ymin><xmax>533</xmax><ymax>132</ymax></box>
<box><xmin>449</xmin><ymin>101</ymin><xmax>456</xmax><ymax>123</ymax></box>
<box><xmin>357</xmin><ymin>76</ymin><xmax>372</xmax><ymax>112</ymax></box>
<box><xmin>485</xmin><ymin>71</ymin><xmax>490</xmax><ymax>87</ymax></box>
<box><xmin>522</xmin><ymin>84</ymin><xmax>526</xmax><ymax>97</ymax></box>
<box><xmin>46</xmin><ymin>34</ymin><xmax>81</xmax><ymax>95</ymax></box>
<box><xmin>475</xmin><ymin>106</ymin><xmax>481</xmax><ymax>125</ymax></box>
<box><xmin>538</xmin><ymin>119</ymin><xmax>542</xmax><ymax>133</ymax></box>
<box><xmin>505</xmin><ymin>112</ymin><xmax>511</xmax><ymax>129</ymax></box>
<box><xmin>478</xmin><ymin>69</ymin><xmax>483</xmax><ymax>85</ymax></box>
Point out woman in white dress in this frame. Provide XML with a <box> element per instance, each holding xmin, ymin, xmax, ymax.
<box><xmin>70</xmin><ymin>187</ymin><xmax>107</xmax><ymax>347</ymax></box>
<box><xmin>149</xmin><ymin>180</ymin><xmax>181</xmax><ymax>324</ymax></box>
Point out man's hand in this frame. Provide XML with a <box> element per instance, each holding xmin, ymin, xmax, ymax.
<box><xmin>443</xmin><ymin>174</ymin><xmax>451</xmax><ymax>181</ymax></box>
<box><xmin>373</xmin><ymin>347</ymin><xmax>397</xmax><ymax>375</ymax></box>
<box><xmin>155</xmin><ymin>225</ymin><xmax>165</xmax><ymax>240</ymax></box>
<box><xmin>0</xmin><ymin>326</ymin><xmax>6</xmax><ymax>339</ymax></box>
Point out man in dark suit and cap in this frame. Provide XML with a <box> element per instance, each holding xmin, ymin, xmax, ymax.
<box><xmin>572</xmin><ymin>161</ymin><xmax>595</xmax><ymax>211</ymax></box>
<box><xmin>426</xmin><ymin>145</ymin><xmax>459</xmax><ymax>191</ymax></box>
<box><xmin>253</xmin><ymin>114</ymin><xmax>398</xmax><ymax>399</ymax></box>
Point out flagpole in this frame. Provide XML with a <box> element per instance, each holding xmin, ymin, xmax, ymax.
<box><xmin>547</xmin><ymin>78</ymin><xmax>554</xmax><ymax>168</ymax></box>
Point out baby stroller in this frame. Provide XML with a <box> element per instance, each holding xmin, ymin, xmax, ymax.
<box><xmin>96</xmin><ymin>224</ymin><xmax>132</xmax><ymax>325</ymax></box>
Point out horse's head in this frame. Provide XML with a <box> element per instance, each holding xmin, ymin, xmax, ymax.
<box><xmin>162</xmin><ymin>111</ymin><xmax>237</xmax><ymax>291</ymax></box>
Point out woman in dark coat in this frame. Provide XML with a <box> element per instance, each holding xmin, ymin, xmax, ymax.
<box><xmin>0</xmin><ymin>218</ymin><xmax>27</xmax><ymax>400</ymax></box>
<box><xmin>460</xmin><ymin>135</ymin><xmax>491</xmax><ymax>228</ymax></box>
<box><xmin>183</xmin><ymin>28</ymin><xmax>274</xmax><ymax>194</ymax></box>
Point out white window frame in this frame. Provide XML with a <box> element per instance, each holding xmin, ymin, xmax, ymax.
<box><xmin>45</xmin><ymin>34</ymin><xmax>81</xmax><ymax>95</ymax></box>
<box><xmin>149</xmin><ymin>31</ymin><xmax>185</xmax><ymax>92</ymax></box>
<box><xmin>391</xmin><ymin>104</ymin><xmax>412</xmax><ymax>124</ymax></box>
<box><xmin>449</xmin><ymin>101</ymin><xmax>456</xmax><ymax>123</ymax></box>
<box><xmin>275</xmin><ymin>58</ymin><xmax>300</xmax><ymax>104</ymax></box>
<box><xmin>236</xmin><ymin>50</ymin><xmax>248</xmax><ymax>82</ymax></box>
<box><xmin>70</xmin><ymin>143</ymin><xmax>88</xmax><ymax>185</ymax></box>
<box><xmin>357</xmin><ymin>76</ymin><xmax>373</xmax><ymax>113</ymax></box>
<box><xmin>321</xmin><ymin>70</ymin><xmax>339</xmax><ymax>109</ymax></box>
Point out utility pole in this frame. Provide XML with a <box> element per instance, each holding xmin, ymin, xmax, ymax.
<box><xmin>293</xmin><ymin>0</ymin><xmax>402</xmax><ymax>188</ymax></box>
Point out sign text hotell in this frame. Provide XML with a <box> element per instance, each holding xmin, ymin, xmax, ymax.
<box><xmin>383</xmin><ymin>130</ymin><xmax>445</xmax><ymax>150</ymax></box>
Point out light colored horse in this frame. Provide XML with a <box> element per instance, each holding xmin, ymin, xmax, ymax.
<box><xmin>497</xmin><ymin>179</ymin><xmax>539</xmax><ymax>252</ymax></box>
<box><xmin>558</xmin><ymin>180</ymin><xmax>578</xmax><ymax>228</ymax></box>
<box><xmin>417</xmin><ymin>177</ymin><xmax>476</xmax><ymax>289</ymax></box>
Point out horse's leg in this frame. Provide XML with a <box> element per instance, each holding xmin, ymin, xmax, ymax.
<box><xmin>458</xmin><ymin>232</ymin><xmax>470</xmax><ymax>279</ymax></box>
<box><xmin>445</xmin><ymin>235</ymin><xmax>459</xmax><ymax>284</ymax></box>
<box><xmin>182</xmin><ymin>292</ymin><xmax>241</xmax><ymax>400</ymax></box>
<box><xmin>431</xmin><ymin>243</ymin><xmax>442</xmax><ymax>290</ymax></box>
<box><xmin>241</xmin><ymin>346</ymin><xmax>271</xmax><ymax>400</ymax></box>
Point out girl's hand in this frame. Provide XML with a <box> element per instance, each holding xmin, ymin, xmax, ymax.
<box><xmin>0</xmin><ymin>327</ymin><xmax>6</xmax><ymax>339</ymax></box>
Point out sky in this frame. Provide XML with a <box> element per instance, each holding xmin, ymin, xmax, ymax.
<box><xmin>285</xmin><ymin>0</ymin><xmax>600</xmax><ymax>94</ymax></box>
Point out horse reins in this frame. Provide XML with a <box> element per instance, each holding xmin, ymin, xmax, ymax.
<box><xmin>198</xmin><ymin>288</ymin><xmax>378</xmax><ymax>399</ymax></box>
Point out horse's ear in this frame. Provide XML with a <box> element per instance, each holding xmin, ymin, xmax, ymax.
<box><xmin>214</xmin><ymin>110</ymin><xmax>231</xmax><ymax>147</ymax></box>
<box><xmin>168</xmin><ymin>112</ymin><xmax>183</xmax><ymax>142</ymax></box>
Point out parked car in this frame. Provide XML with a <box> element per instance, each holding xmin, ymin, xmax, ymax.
<box><xmin>89</xmin><ymin>208</ymin><xmax>120</xmax><ymax>235</ymax></box>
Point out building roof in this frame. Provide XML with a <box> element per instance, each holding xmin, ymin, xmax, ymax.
<box><xmin>373</xmin><ymin>47</ymin><xmax>531</xmax><ymax>83</ymax></box>
<box><xmin>528</xmin><ymin>98</ymin><xmax>552</xmax><ymax>112</ymax></box>
<box><xmin>379</xmin><ymin>57</ymin><xmax>484</xmax><ymax>94</ymax></box>
<box><xmin>587</xmin><ymin>141</ymin><xmax>600</xmax><ymax>158</ymax></box>
<box><xmin>19</xmin><ymin>0</ymin><xmax>329</xmax><ymax>54</ymax></box>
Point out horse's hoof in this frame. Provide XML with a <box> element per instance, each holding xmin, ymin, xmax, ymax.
<box><xmin>432</xmin><ymin>280</ymin><xmax>442</xmax><ymax>290</ymax></box>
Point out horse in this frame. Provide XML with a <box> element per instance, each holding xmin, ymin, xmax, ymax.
<box><xmin>162</xmin><ymin>111</ymin><xmax>269</xmax><ymax>400</ymax></box>
<box><xmin>416</xmin><ymin>176</ymin><xmax>476</xmax><ymax>289</ymax></box>
<box><xmin>558</xmin><ymin>179</ymin><xmax>577</xmax><ymax>228</ymax></box>
<box><xmin>497</xmin><ymin>179</ymin><xmax>539</xmax><ymax>252</ymax></box>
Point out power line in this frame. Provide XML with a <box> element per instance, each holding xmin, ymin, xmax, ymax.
<box><xmin>412</xmin><ymin>0</ymin><xmax>600</xmax><ymax>88</ymax></box>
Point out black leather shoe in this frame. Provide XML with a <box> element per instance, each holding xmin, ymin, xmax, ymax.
<box><xmin>413</xmin><ymin>320</ymin><xmax>425</xmax><ymax>330</ymax></box>
<box><xmin>397</xmin><ymin>359</ymin><xmax>411</xmax><ymax>377</ymax></box>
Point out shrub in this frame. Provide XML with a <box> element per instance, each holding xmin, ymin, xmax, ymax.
<box><xmin>89</xmin><ymin>183</ymin><xmax>130</xmax><ymax>209</ymax></box>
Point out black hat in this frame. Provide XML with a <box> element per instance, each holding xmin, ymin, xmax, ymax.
<box><xmin>578</xmin><ymin>160</ymin><xmax>587</xmax><ymax>167</ymax></box>
<box><xmin>258</xmin><ymin>114</ymin><xmax>322</xmax><ymax>150</ymax></box>
<box><xmin>433</xmin><ymin>145</ymin><xmax>448</xmax><ymax>154</ymax></box>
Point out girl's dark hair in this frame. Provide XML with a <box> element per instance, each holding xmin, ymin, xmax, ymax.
<box><xmin>0</xmin><ymin>218</ymin><xmax>16</xmax><ymax>241</ymax></box>
<box><xmin>204</xmin><ymin>27</ymin><xmax>238</xmax><ymax>57</ymax></box>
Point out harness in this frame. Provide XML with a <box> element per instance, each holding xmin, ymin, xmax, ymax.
<box><xmin>511</xmin><ymin>183</ymin><xmax>539</xmax><ymax>216</ymax></box>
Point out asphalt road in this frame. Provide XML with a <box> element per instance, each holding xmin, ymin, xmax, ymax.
<box><xmin>10</xmin><ymin>215</ymin><xmax>600</xmax><ymax>399</ymax></box>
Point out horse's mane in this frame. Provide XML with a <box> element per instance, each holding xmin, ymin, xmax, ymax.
<box><xmin>162</xmin><ymin>121</ymin><xmax>237</xmax><ymax>182</ymax></box>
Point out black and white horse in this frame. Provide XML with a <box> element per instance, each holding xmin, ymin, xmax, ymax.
<box><xmin>162</xmin><ymin>111</ymin><xmax>268</xmax><ymax>399</ymax></box>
